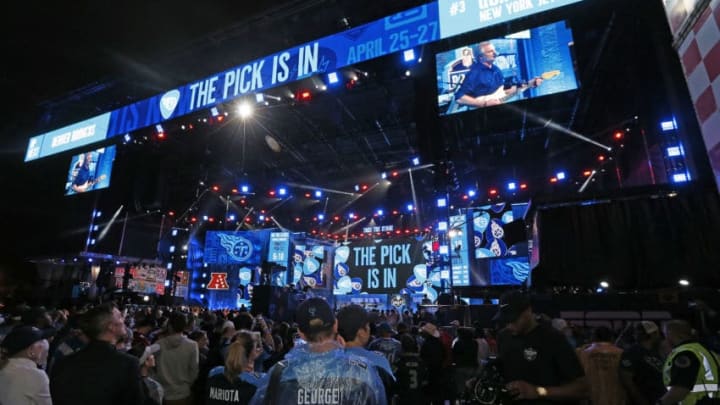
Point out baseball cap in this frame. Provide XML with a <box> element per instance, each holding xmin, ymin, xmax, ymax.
<box><xmin>296</xmin><ymin>298</ymin><xmax>335</xmax><ymax>334</ymax></box>
<box><xmin>637</xmin><ymin>321</ymin><xmax>659</xmax><ymax>335</ymax></box>
<box><xmin>337</xmin><ymin>304</ymin><xmax>369</xmax><ymax>342</ymax></box>
<box><xmin>492</xmin><ymin>290</ymin><xmax>531</xmax><ymax>323</ymax></box>
<box><xmin>0</xmin><ymin>325</ymin><xmax>54</xmax><ymax>356</ymax></box>
<box><xmin>377</xmin><ymin>322</ymin><xmax>395</xmax><ymax>335</ymax></box>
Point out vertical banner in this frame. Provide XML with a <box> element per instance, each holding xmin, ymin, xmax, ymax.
<box><xmin>450</xmin><ymin>214</ymin><xmax>470</xmax><ymax>286</ymax></box>
<box><xmin>289</xmin><ymin>241</ymin><xmax>327</xmax><ymax>288</ymax></box>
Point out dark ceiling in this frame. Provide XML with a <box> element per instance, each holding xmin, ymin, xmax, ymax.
<box><xmin>1</xmin><ymin>0</ymin><xmax>711</xmax><ymax>263</ymax></box>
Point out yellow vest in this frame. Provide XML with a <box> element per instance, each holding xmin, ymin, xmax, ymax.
<box><xmin>663</xmin><ymin>342</ymin><xmax>720</xmax><ymax>405</ymax></box>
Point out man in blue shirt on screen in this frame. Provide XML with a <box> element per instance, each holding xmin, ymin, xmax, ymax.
<box><xmin>250</xmin><ymin>298</ymin><xmax>386</xmax><ymax>405</ymax></box>
<box><xmin>454</xmin><ymin>41</ymin><xmax>542</xmax><ymax>110</ymax></box>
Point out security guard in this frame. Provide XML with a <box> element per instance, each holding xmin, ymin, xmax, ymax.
<box><xmin>658</xmin><ymin>320</ymin><xmax>720</xmax><ymax>405</ymax></box>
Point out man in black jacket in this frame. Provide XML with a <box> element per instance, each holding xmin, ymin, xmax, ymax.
<box><xmin>51</xmin><ymin>303</ymin><xmax>145</xmax><ymax>405</ymax></box>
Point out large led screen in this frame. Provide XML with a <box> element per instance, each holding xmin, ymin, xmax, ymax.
<box><xmin>436</xmin><ymin>20</ymin><xmax>578</xmax><ymax>116</ymax></box>
<box><xmin>64</xmin><ymin>145</ymin><xmax>116</xmax><ymax>196</ymax></box>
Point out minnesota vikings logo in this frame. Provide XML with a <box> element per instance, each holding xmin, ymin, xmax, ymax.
<box><xmin>218</xmin><ymin>234</ymin><xmax>253</xmax><ymax>262</ymax></box>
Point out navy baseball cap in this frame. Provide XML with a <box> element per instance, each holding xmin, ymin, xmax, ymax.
<box><xmin>296</xmin><ymin>298</ymin><xmax>335</xmax><ymax>334</ymax></box>
<box><xmin>0</xmin><ymin>326</ymin><xmax>54</xmax><ymax>356</ymax></box>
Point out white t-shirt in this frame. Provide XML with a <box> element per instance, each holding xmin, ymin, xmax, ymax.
<box><xmin>0</xmin><ymin>357</ymin><xmax>52</xmax><ymax>405</ymax></box>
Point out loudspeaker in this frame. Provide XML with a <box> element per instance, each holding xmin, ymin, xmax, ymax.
<box><xmin>251</xmin><ymin>285</ymin><xmax>272</xmax><ymax>316</ymax></box>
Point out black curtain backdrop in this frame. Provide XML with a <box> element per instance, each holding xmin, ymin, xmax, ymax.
<box><xmin>532</xmin><ymin>189</ymin><xmax>720</xmax><ymax>290</ymax></box>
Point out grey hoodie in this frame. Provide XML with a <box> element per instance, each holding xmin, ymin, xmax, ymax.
<box><xmin>153</xmin><ymin>334</ymin><xmax>199</xmax><ymax>400</ymax></box>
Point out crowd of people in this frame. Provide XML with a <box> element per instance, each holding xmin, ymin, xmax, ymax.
<box><xmin>1</xmin><ymin>291</ymin><xmax>719</xmax><ymax>405</ymax></box>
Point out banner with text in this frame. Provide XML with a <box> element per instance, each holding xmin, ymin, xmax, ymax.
<box><xmin>334</xmin><ymin>237</ymin><xmax>428</xmax><ymax>295</ymax></box>
<box><xmin>204</xmin><ymin>230</ymin><xmax>270</xmax><ymax>265</ymax></box>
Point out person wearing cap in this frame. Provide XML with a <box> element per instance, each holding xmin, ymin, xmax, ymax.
<box><xmin>494</xmin><ymin>290</ymin><xmax>587</xmax><ymax>403</ymax></box>
<box><xmin>129</xmin><ymin>342</ymin><xmax>164</xmax><ymax>405</ymax></box>
<box><xmin>337</xmin><ymin>304</ymin><xmax>396</xmax><ymax>402</ymax></box>
<box><xmin>619</xmin><ymin>321</ymin><xmax>666</xmax><ymax>405</ymax></box>
<box><xmin>0</xmin><ymin>325</ymin><xmax>53</xmax><ymax>405</ymax></box>
<box><xmin>50</xmin><ymin>303</ymin><xmax>146</xmax><ymax>405</ymax></box>
<box><xmin>657</xmin><ymin>319</ymin><xmax>720</xmax><ymax>405</ymax></box>
<box><xmin>249</xmin><ymin>297</ymin><xmax>386</xmax><ymax>405</ymax></box>
<box><xmin>368</xmin><ymin>321</ymin><xmax>402</xmax><ymax>365</ymax></box>
<box><xmin>419</xmin><ymin>322</ymin><xmax>450</xmax><ymax>403</ymax></box>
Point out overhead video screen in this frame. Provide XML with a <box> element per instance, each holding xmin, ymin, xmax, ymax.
<box><xmin>64</xmin><ymin>145</ymin><xmax>116</xmax><ymax>196</ymax></box>
<box><xmin>435</xmin><ymin>20</ymin><xmax>578</xmax><ymax>116</ymax></box>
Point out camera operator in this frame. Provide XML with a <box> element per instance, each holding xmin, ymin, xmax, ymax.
<box><xmin>494</xmin><ymin>290</ymin><xmax>588</xmax><ymax>404</ymax></box>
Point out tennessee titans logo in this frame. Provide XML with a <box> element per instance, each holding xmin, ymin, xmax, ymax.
<box><xmin>218</xmin><ymin>234</ymin><xmax>253</xmax><ymax>262</ymax></box>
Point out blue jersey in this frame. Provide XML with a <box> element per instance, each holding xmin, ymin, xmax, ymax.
<box><xmin>250</xmin><ymin>344</ymin><xmax>386</xmax><ymax>405</ymax></box>
<box><xmin>208</xmin><ymin>367</ymin><xmax>266</xmax><ymax>388</ymax></box>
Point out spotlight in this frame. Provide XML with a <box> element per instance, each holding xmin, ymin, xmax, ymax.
<box><xmin>327</xmin><ymin>72</ymin><xmax>339</xmax><ymax>84</ymax></box>
<box><xmin>556</xmin><ymin>171</ymin><xmax>566</xmax><ymax>180</ymax></box>
<box><xmin>406</xmin><ymin>204</ymin><xmax>414</xmax><ymax>212</ymax></box>
<box><xmin>376</xmin><ymin>209</ymin><xmax>384</xmax><ymax>216</ymax></box>
<box><xmin>403</xmin><ymin>49</ymin><xmax>416</xmax><ymax>62</ymax></box>
<box><xmin>438</xmin><ymin>221</ymin><xmax>448</xmax><ymax>231</ymax></box>
<box><xmin>381</xmin><ymin>172</ymin><xmax>387</xmax><ymax>179</ymax></box>
<box><xmin>678</xmin><ymin>279</ymin><xmax>690</xmax><ymax>286</ymax></box>
<box><xmin>237</xmin><ymin>102</ymin><xmax>253</xmax><ymax>119</ymax></box>
<box><xmin>156</xmin><ymin>124</ymin><xmax>164</xmax><ymax>133</ymax></box>
<box><xmin>411</xmin><ymin>157</ymin><xmax>420</xmax><ymax>166</ymax></box>
<box><xmin>228</xmin><ymin>215</ymin><xmax>236</xmax><ymax>221</ymax></box>
<box><xmin>278</xmin><ymin>187</ymin><xmax>287</xmax><ymax>196</ymax></box>
<box><xmin>437</xmin><ymin>198</ymin><xmax>447</xmax><ymax>208</ymax></box>
<box><xmin>672</xmin><ymin>173</ymin><xmax>689</xmax><ymax>183</ymax></box>
<box><xmin>507</xmin><ymin>182</ymin><xmax>517</xmax><ymax>191</ymax></box>
<box><xmin>667</xmin><ymin>146</ymin><xmax>683</xmax><ymax>157</ymax></box>
<box><xmin>255</xmin><ymin>93</ymin><xmax>265</xmax><ymax>103</ymax></box>
<box><xmin>467</xmin><ymin>190</ymin><xmax>476</xmax><ymax>198</ymax></box>
<box><xmin>318</xmin><ymin>214</ymin><xmax>325</xmax><ymax>220</ymax></box>
<box><xmin>314</xmin><ymin>190</ymin><xmax>322</xmax><ymax>198</ymax></box>
<box><xmin>661</xmin><ymin>119</ymin><xmax>677</xmax><ymax>131</ymax></box>
<box><xmin>354</xmin><ymin>184</ymin><xmax>360</xmax><ymax>192</ymax></box>
<box><xmin>241</xmin><ymin>185</ymin><xmax>250</xmax><ymax>193</ymax></box>
<box><xmin>599</xmin><ymin>281</ymin><xmax>609</xmax><ymax>289</ymax></box>
<box><xmin>210</xmin><ymin>107</ymin><xmax>219</xmax><ymax>117</ymax></box>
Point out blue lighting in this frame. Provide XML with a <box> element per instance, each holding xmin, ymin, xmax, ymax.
<box><xmin>169</xmin><ymin>245</ymin><xmax>176</xmax><ymax>253</ymax></box>
<box><xmin>376</xmin><ymin>209</ymin><xmax>384</xmax><ymax>216</ymax></box>
<box><xmin>172</xmin><ymin>229</ymin><xmax>178</xmax><ymax>237</ymax></box>
<box><xmin>278</xmin><ymin>187</ymin><xmax>287</xmax><ymax>196</ymax></box>
<box><xmin>210</xmin><ymin>107</ymin><xmax>219</xmax><ymax>117</ymax></box>
<box><xmin>556</xmin><ymin>171</ymin><xmax>566</xmax><ymax>180</ymax></box>
<box><xmin>348</xmin><ymin>212</ymin><xmax>355</xmax><ymax>219</ymax></box>
<box><xmin>661</xmin><ymin>118</ymin><xmax>678</xmax><ymax>131</ymax></box>
<box><xmin>327</xmin><ymin>72</ymin><xmax>339</xmax><ymax>84</ymax></box>
<box><xmin>241</xmin><ymin>185</ymin><xmax>250</xmax><ymax>193</ymax></box>
<box><xmin>468</xmin><ymin>190</ymin><xmax>476</xmax><ymax>198</ymax></box>
<box><xmin>156</xmin><ymin>124</ymin><xmax>164</xmax><ymax>133</ymax></box>
<box><xmin>439</xmin><ymin>245</ymin><xmax>449</xmax><ymax>255</ymax></box>
<box><xmin>314</xmin><ymin>190</ymin><xmax>323</xmax><ymax>198</ymax></box>
<box><xmin>318</xmin><ymin>214</ymin><xmax>325</xmax><ymax>220</ymax></box>
<box><xmin>200</xmin><ymin>294</ymin><xmax>204</xmax><ymax>299</ymax></box>
<box><xmin>228</xmin><ymin>214</ymin><xmax>236</xmax><ymax>221</ymax></box>
<box><xmin>406</xmin><ymin>203</ymin><xmax>414</xmax><ymax>212</ymax></box>
<box><xmin>255</xmin><ymin>93</ymin><xmax>265</xmax><ymax>103</ymax></box>
<box><xmin>437</xmin><ymin>198</ymin><xmax>447</xmax><ymax>208</ymax></box>
<box><xmin>672</xmin><ymin>173</ymin><xmax>690</xmax><ymax>183</ymax></box>
<box><xmin>507</xmin><ymin>182</ymin><xmax>517</xmax><ymax>191</ymax></box>
<box><xmin>411</xmin><ymin>156</ymin><xmax>420</xmax><ymax>166</ymax></box>
<box><xmin>259</xmin><ymin>215</ymin><xmax>265</xmax><ymax>221</ymax></box>
<box><xmin>164</xmin><ymin>280</ymin><xmax>170</xmax><ymax>287</ymax></box>
<box><xmin>438</xmin><ymin>221</ymin><xmax>448</xmax><ymax>231</ymax></box>
<box><xmin>202</xmin><ymin>215</ymin><xmax>209</xmax><ymax>221</ymax></box>
<box><xmin>354</xmin><ymin>184</ymin><xmax>360</xmax><ymax>192</ymax></box>
<box><xmin>381</xmin><ymin>172</ymin><xmax>387</xmax><ymax>179</ymax></box>
<box><xmin>403</xmin><ymin>49</ymin><xmax>416</xmax><ymax>62</ymax></box>
<box><xmin>667</xmin><ymin>146</ymin><xmax>684</xmax><ymax>157</ymax></box>
<box><xmin>123</xmin><ymin>133</ymin><xmax>132</xmax><ymax>143</ymax></box>
<box><xmin>167</xmin><ymin>262</ymin><xmax>173</xmax><ymax>270</ymax></box>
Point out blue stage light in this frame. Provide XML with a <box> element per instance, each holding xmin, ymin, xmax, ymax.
<box><xmin>666</xmin><ymin>146</ymin><xmax>683</xmax><ymax>157</ymax></box>
<box><xmin>556</xmin><ymin>171</ymin><xmax>566</xmax><ymax>180</ymax></box>
<box><xmin>403</xmin><ymin>49</ymin><xmax>416</xmax><ymax>62</ymax></box>
<box><xmin>255</xmin><ymin>93</ymin><xmax>265</xmax><ymax>103</ymax></box>
<box><xmin>406</xmin><ymin>204</ymin><xmax>414</xmax><ymax>212</ymax></box>
<box><xmin>661</xmin><ymin>118</ymin><xmax>678</xmax><ymax>131</ymax></box>
<box><xmin>438</xmin><ymin>221</ymin><xmax>448</xmax><ymax>231</ymax></box>
<box><xmin>467</xmin><ymin>190</ymin><xmax>476</xmax><ymax>198</ymax></box>
<box><xmin>381</xmin><ymin>172</ymin><xmax>387</xmax><ymax>179</ymax></box>
<box><xmin>278</xmin><ymin>187</ymin><xmax>287</xmax><ymax>196</ymax></box>
<box><xmin>241</xmin><ymin>185</ymin><xmax>250</xmax><ymax>193</ymax></box>
<box><xmin>376</xmin><ymin>209</ymin><xmax>384</xmax><ymax>216</ymax></box>
<box><xmin>327</xmin><ymin>72</ymin><xmax>339</xmax><ymax>84</ymax></box>
<box><xmin>411</xmin><ymin>157</ymin><xmax>420</xmax><ymax>166</ymax></box>
<box><xmin>259</xmin><ymin>215</ymin><xmax>265</xmax><ymax>221</ymax></box>
<box><xmin>507</xmin><ymin>182</ymin><xmax>517</xmax><ymax>191</ymax></box>
<box><xmin>672</xmin><ymin>173</ymin><xmax>689</xmax><ymax>183</ymax></box>
<box><xmin>315</xmin><ymin>190</ymin><xmax>322</xmax><ymax>198</ymax></box>
<box><xmin>437</xmin><ymin>198</ymin><xmax>447</xmax><ymax>208</ymax></box>
<box><xmin>318</xmin><ymin>214</ymin><xmax>325</xmax><ymax>220</ymax></box>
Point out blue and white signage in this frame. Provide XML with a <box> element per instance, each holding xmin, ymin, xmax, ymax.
<box><xmin>25</xmin><ymin>0</ymin><xmax>584</xmax><ymax>162</ymax></box>
<box><xmin>438</xmin><ymin>0</ymin><xmax>584</xmax><ymax>39</ymax></box>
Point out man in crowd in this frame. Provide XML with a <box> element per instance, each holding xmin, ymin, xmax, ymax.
<box><xmin>494</xmin><ymin>290</ymin><xmax>587</xmax><ymax>404</ymax></box>
<box><xmin>154</xmin><ymin>311</ymin><xmax>199</xmax><ymax>405</ymax></box>
<box><xmin>250</xmin><ymin>297</ymin><xmax>386</xmax><ymax>405</ymax></box>
<box><xmin>368</xmin><ymin>321</ymin><xmax>402</xmax><ymax>365</ymax></box>
<box><xmin>619</xmin><ymin>321</ymin><xmax>666</xmax><ymax>405</ymax></box>
<box><xmin>658</xmin><ymin>319</ymin><xmax>720</xmax><ymax>405</ymax></box>
<box><xmin>50</xmin><ymin>303</ymin><xmax>145</xmax><ymax>404</ymax></box>
<box><xmin>337</xmin><ymin>304</ymin><xmax>396</xmax><ymax>402</ymax></box>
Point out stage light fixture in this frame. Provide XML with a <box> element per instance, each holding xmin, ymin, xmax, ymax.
<box><xmin>210</xmin><ymin>107</ymin><xmax>220</xmax><ymax>117</ymax></box>
<box><xmin>278</xmin><ymin>187</ymin><xmax>287</xmax><ymax>196</ymax></box>
<box><xmin>613</xmin><ymin>130</ymin><xmax>624</xmax><ymax>140</ymax></box>
<box><xmin>507</xmin><ymin>182</ymin><xmax>517</xmax><ymax>191</ymax></box>
<box><xmin>438</xmin><ymin>221</ymin><xmax>448</xmax><ymax>231</ymax></box>
<box><xmin>348</xmin><ymin>212</ymin><xmax>355</xmax><ymax>219</ymax></box>
<box><xmin>405</xmin><ymin>70</ymin><xmax>412</xmax><ymax>77</ymax></box>
<box><xmin>467</xmin><ymin>190</ymin><xmax>476</xmax><ymax>198</ymax></box>
<box><xmin>255</xmin><ymin>93</ymin><xmax>265</xmax><ymax>103</ymax></box>
<box><xmin>661</xmin><ymin>118</ymin><xmax>677</xmax><ymax>131</ymax></box>
<box><xmin>381</xmin><ymin>172</ymin><xmax>387</xmax><ymax>179</ymax></box>
<box><xmin>327</xmin><ymin>72</ymin><xmax>339</xmax><ymax>84</ymax></box>
<box><xmin>599</xmin><ymin>281</ymin><xmax>609</xmax><ymax>288</ymax></box>
<box><xmin>550</xmin><ymin>177</ymin><xmax>558</xmax><ymax>183</ymax></box>
<box><xmin>297</xmin><ymin>90</ymin><xmax>312</xmax><ymax>102</ymax></box>
<box><xmin>314</xmin><ymin>190</ymin><xmax>322</xmax><ymax>198</ymax></box>
<box><xmin>123</xmin><ymin>133</ymin><xmax>132</xmax><ymax>143</ymax></box>
<box><xmin>406</xmin><ymin>204</ymin><xmax>414</xmax><ymax>212</ymax></box>
<box><xmin>228</xmin><ymin>215</ymin><xmax>236</xmax><ymax>221</ymax></box>
<box><xmin>556</xmin><ymin>171</ymin><xmax>566</xmax><ymax>180</ymax></box>
<box><xmin>678</xmin><ymin>279</ymin><xmax>690</xmax><ymax>286</ymax></box>
<box><xmin>318</xmin><ymin>214</ymin><xmax>325</xmax><ymax>220</ymax></box>
<box><xmin>411</xmin><ymin>157</ymin><xmax>420</xmax><ymax>166</ymax></box>
<box><xmin>200</xmin><ymin>294</ymin><xmax>204</xmax><ymax>299</ymax></box>
<box><xmin>403</xmin><ymin>49</ymin><xmax>416</xmax><ymax>62</ymax></box>
<box><xmin>520</xmin><ymin>183</ymin><xmax>527</xmax><ymax>190</ymax></box>
<box><xmin>165</xmin><ymin>280</ymin><xmax>171</xmax><ymax>287</ymax></box>
<box><xmin>672</xmin><ymin>173</ymin><xmax>689</xmax><ymax>183</ymax></box>
<box><xmin>376</xmin><ymin>209</ymin><xmax>384</xmax><ymax>216</ymax></box>
<box><xmin>169</xmin><ymin>246</ymin><xmax>176</xmax><ymax>253</ymax></box>
<box><xmin>167</xmin><ymin>263</ymin><xmax>173</xmax><ymax>270</ymax></box>
<box><xmin>156</xmin><ymin>124</ymin><xmax>164</xmax><ymax>133</ymax></box>
<box><xmin>241</xmin><ymin>185</ymin><xmax>250</xmax><ymax>193</ymax></box>
<box><xmin>354</xmin><ymin>184</ymin><xmax>360</xmax><ymax>192</ymax></box>
<box><xmin>666</xmin><ymin>146</ymin><xmax>683</xmax><ymax>157</ymax></box>
<box><xmin>437</xmin><ymin>198</ymin><xmax>447</xmax><ymax>208</ymax></box>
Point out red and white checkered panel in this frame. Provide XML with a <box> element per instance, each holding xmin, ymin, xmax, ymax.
<box><xmin>676</xmin><ymin>0</ymin><xmax>720</xmax><ymax>189</ymax></box>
